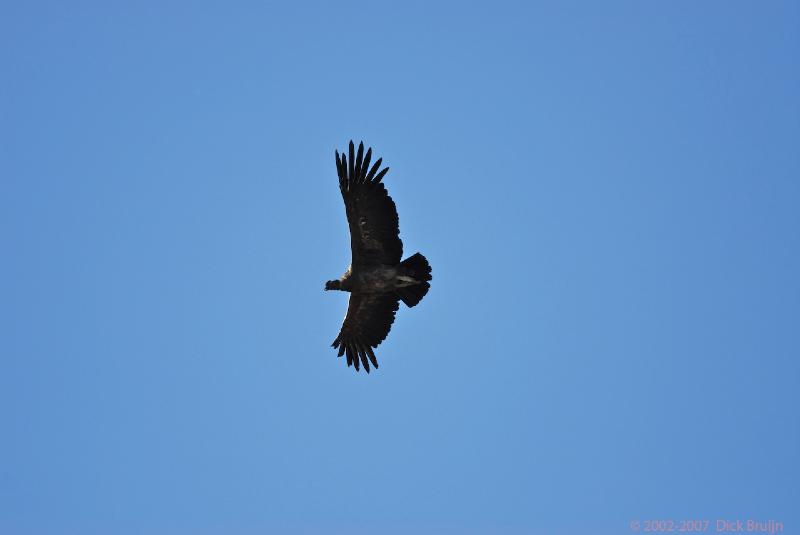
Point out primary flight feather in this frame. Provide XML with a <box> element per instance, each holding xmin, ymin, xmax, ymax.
<box><xmin>325</xmin><ymin>141</ymin><xmax>432</xmax><ymax>373</ymax></box>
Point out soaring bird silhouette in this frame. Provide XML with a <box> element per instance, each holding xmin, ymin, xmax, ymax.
<box><xmin>325</xmin><ymin>141</ymin><xmax>432</xmax><ymax>372</ymax></box>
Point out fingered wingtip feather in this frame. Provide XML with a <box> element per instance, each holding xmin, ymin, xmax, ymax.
<box><xmin>348</xmin><ymin>142</ymin><xmax>355</xmax><ymax>182</ymax></box>
<box><xmin>355</xmin><ymin>142</ymin><xmax>364</xmax><ymax>182</ymax></box>
<box><xmin>362</xmin><ymin>148</ymin><xmax>372</xmax><ymax>181</ymax></box>
<box><xmin>366</xmin><ymin>158</ymin><xmax>382</xmax><ymax>181</ymax></box>
<box><xmin>373</xmin><ymin>167</ymin><xmax>389</xmax><ymax>183</ymax></box>
<box><xmin>366</xmin><ymin>346</ymin><xmax>378</xmax><ymax>368</ymax></box>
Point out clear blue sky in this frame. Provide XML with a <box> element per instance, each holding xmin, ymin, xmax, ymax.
<box><xmin>2</xmin><ymin>2</ymin><xmax>798</xmax><ymax>534</ymax></box>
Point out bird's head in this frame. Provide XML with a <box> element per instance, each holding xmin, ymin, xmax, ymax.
<box><xmin>324</xmin><ymin>280</ymin><xmax>341</xmax><ymax>291</ymax></box>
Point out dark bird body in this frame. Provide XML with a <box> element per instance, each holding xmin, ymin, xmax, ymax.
<box><xmin>325</xmin><ymin>141</ymin><xmax>432</xmax><ymax>373</ymax></box>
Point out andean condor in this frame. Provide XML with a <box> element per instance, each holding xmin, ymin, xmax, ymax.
<box><xmin>325</xmin><ymin>141</ymin><xmax>432</xmax><ymax>373</ymax></box>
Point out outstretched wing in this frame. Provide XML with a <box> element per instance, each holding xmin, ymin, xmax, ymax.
<box><xmin>335</xmin><ymin>141</ymin><xmax>402</xmax><ymax>267</ymax></box>
<box><xmin>332</xmin><ymin>292</ymin><xmax>400</xmax><ymax>373</ymax></box>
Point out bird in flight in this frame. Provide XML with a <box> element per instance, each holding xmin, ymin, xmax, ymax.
<box><xmin>325</xmin><ymin>141</ymin><xmax>432</xmax><ymax>373</ymax></box>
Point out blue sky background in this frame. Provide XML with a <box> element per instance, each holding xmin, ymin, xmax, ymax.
<box><xmin>2</xmin><ymin>2</ymin><xmax>798</xmax><ymax>534</ymax></box>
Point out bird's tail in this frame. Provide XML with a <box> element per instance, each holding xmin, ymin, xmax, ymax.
<box><xmin>396</xmin><ymin>252</ymin><xmax>432</xmax><ymax>308</ymax></box>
